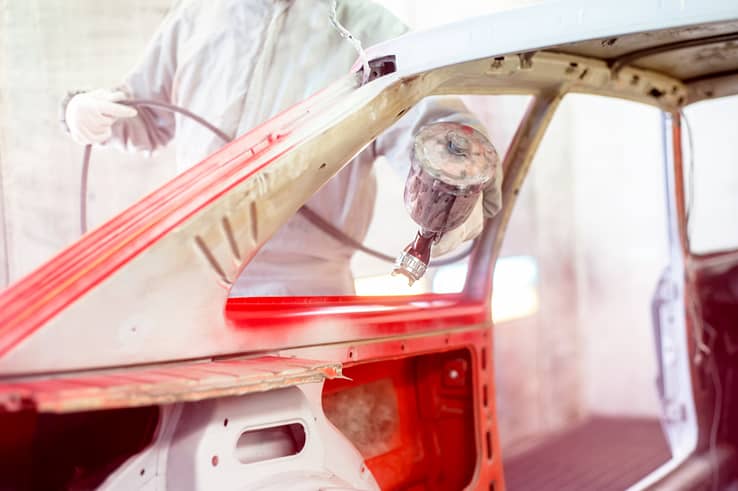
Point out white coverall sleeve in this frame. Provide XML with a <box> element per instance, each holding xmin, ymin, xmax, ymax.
<box><xmin>104</xmin><ymin>9</ymin><xmax>186</xmax><ymax>153</ymax></box>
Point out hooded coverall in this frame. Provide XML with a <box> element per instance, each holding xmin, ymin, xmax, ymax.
<box><xmin>65</xmin><ymin>0</ymin><xmax>500</xmax><ymax>295</ymax></box>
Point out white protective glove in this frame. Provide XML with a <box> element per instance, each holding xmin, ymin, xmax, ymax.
<box><xmin>64</xmin><ymin>89</ymin><xmax>138</xmax><ymax>145</ymax></box>
<box><xmin>432</xmin><ymin>196</ymin><xmax>484</xmax><ymax>257</ymax></box>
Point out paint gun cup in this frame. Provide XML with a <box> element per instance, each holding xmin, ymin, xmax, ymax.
<box><xmin>393</xmin><ymin>123</ymin><xmax>498</xmax><ymax>286</ymax></box>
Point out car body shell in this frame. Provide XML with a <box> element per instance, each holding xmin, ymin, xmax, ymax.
<box><xmin>2</xmin><ymin>1</ymin><xmax>738</xmax><ymax>489</ymax></box>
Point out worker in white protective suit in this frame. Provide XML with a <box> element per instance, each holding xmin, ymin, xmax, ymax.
<box><xmin>61</xmin><ymin>0</ymin><xmax>502</xmax><ymax>296</ymax></box>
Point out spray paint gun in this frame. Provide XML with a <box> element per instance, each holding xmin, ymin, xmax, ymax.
<box><xmin>393</xmin><ymin>122</ymin><xmax>498</xmax><ymax>286</ymax></box>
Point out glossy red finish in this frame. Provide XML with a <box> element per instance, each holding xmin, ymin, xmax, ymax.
<box><xmin>212</xmin><ymin>294</ymin><xmax>490</xmax><ymax>361</ymax></box>
<box><xmin>225</xmin><ymin>294</ymin><xmax>487</xmax><ymax>330</ymax></box>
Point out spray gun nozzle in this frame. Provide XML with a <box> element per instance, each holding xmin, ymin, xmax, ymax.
<box><xmin>392</xmin><ymin>232</ymin><xmax>435</xmax><ymax>286</ymax></box>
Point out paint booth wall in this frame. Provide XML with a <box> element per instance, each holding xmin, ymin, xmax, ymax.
<box><xmin>0</xmin><ymin>1</ymin><xmax>177</xmax><ymax>285</ymax></box>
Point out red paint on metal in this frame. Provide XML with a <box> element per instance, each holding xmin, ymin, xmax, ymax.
<box><xmin>0</xmin><ymin>132</ymin><xmax>291</xmax><ymax>355</ymax></box>
<box><xmin>225</xmin><ymin>294</ymin><xmax>486</xmax><ymax>328</ymax></box>
<box><xmin>0</xmin><ymin>72</ymin><xmax>505</xmax><ymax>488</ymax></box>
<box><xmin>325</xmin><ymin>359</ymin><xmax>427</xmax><ymax>487</ymax></box>
<box><xmin>0</xmin><ymin>80</ymin><xmax>353</xmax><ymax>357</ymax></box>
<box><xmin>322</xmin><ymin>342</ymin><xmax>500</xmax><ymax>490</ymax></box>
<box><xmin>218</xmin><ymin>294</ymin><xmax>490</xmax><ymax>356</ymax></box>
<box><xmin>442</xmin><ymin>358</ymin><xmax>468</xmax><ymax>387</ymax></box>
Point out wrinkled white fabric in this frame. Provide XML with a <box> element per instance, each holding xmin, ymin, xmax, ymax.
<box><xmin>83</xmin><ymin>0</ymin><xmax>492</xmax><ymax>296</ymax></box>
<box><xmin>65</xmin><ymin>89</ymin><xmax>138</xmax><ymax>145</ymax></box>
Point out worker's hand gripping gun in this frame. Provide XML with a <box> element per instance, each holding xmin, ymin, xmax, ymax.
<box><xmin>393</xmin><ymin>122</ymin><xmax>498</xmax><ymax>285</ymax></box>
